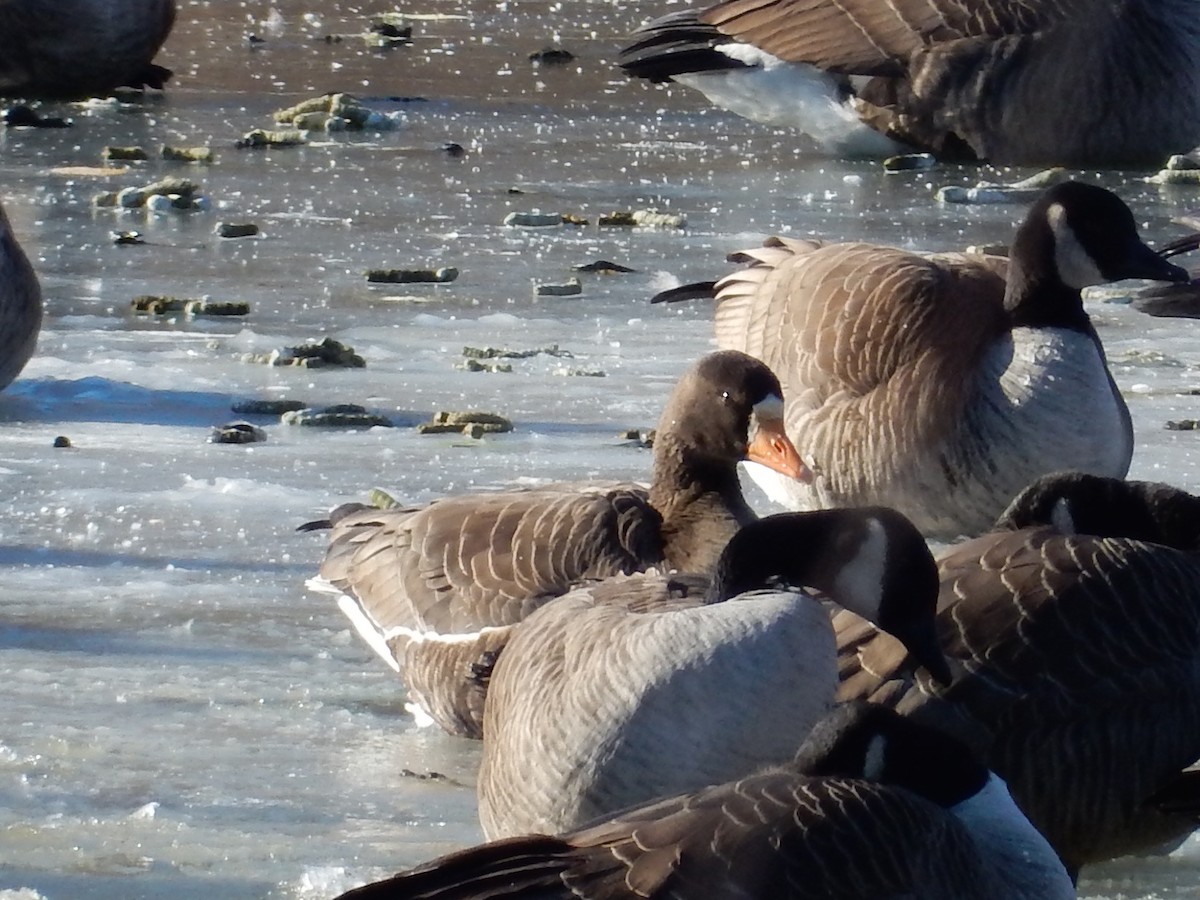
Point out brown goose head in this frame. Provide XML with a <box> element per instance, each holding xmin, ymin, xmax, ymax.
<box><xmin>1005</xmin><ymin>183</ymin><xmax>1189</xmax><ymax>330</ymax></box>
<box><xmin>652</xmin><ymin>349</ymin><xmax>809</xmax><ymax>488</ymax></box>
<box><xmin>707</xmin><ymin>507</ymin><xmax>951</xmax><ymax>686</ymax></box>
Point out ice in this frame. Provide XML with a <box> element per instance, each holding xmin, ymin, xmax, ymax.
<box><xmin>0</xmin><ymin>1</ymin><xmax>1198</xmax><ymax>898</ymax></box>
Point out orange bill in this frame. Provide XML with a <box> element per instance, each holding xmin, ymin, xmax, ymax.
<box><xmin>747</xmin><ymin>418</ymin><xmax>812</xmax><ymax>483</ymax></box>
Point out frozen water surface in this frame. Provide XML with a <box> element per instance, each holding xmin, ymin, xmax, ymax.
<box><xmin>1</xmin><ymin>0</ymin><xmax>1200</xmax><ymax>897</ymax></box>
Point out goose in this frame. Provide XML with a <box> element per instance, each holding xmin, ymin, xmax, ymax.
<box><xmin>655</xmin><ymin>182</ymin><xmax>1192</xmax><ymax>540</ymax></box>
<box><xmin>304</xmin><ymin>350</ymin><xmax>809</xmax><ymax>738</ymax></box>
<box><xmin>834</xmin><ymin>476</ymin><xmax>1200</xmax><ymax>875</ymax></box>
<box><xmin>477</xmin><ymin>507</ymin><xmax>951</xmax><ymax>839</ymax></box>
<box><xmin>337</xmin><ymin>702</ymin><xmax>1073</xmax><ymax>900</ymax></box>
<box><xmin>618</xmin><ymin>0</ymin><xmax>1200</xmax><ymax>165</ymax></box>
<box><xmin>0</xmin><ymin>201</ymin><xmax>42</xmax><ymax>391</ymax></box>
<box><xmin>995</xmin><ymin>470</ymin><xmax>1200</xmax><ymax>548</ymax></box>
<box><xmin>0</xmin><ymin>0</ymin><xmax>177</xmax><ymax>100</ymax></box>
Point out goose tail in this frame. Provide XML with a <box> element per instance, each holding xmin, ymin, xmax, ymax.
<box><xmin>649</xmin><ymin>281</ymin><xmax>717</xmax><ymax>304</ymax></box>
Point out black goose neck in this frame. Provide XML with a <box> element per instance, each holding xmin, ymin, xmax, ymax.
<box><xmin>704</xmin><ymin>512</ymin><xmax>832</xmax><ymax>603</ymax></box>
<box><xmin>1003</xmin><ymin>244</ymin><xmax>1092</xmax><ymax>334</ymax></box>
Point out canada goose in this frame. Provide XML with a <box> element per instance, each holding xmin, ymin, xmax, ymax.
<box><xmin>477</xmin><ymin>507</ymin><xmax>950</xmax><ymax>839</ymax></box>
<box><xmin>337</xmin><ymin>703</ymin><xmax>1073</xmax><ymax>900</ymax></box>
<box><xmin>618</xmin><ymin>0</ymin><xmax>1200</xmax><ymax>165</ymax></box>
<box><xmin>304</xmin><ymin>350</ymin><xmax>808</xmax><ymax>738</ymax></box>
<box><xmin>0</xmin><ymin>0</ymin><xmax>177</xmax><ymax>100</ymax></box>
<box><xmin>0</xmin><ymin>202</ymin><xmax>42</xmax><ymax>391</ymax></box>
<box><xmin>656</xmin><ymin>182</ymin><xmax>1192</xmax><ymax>540</ymax></box>
<box><xmin>835</xmin><ymin>484</ymin><xmax>1200</xmax><ymax>874</ymax></box>
<box><xmin>995</xmin><ymin>470</ymin><xmax>1200</xmax><ymax>548</ymax></box>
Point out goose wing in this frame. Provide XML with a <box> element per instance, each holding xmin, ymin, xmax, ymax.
<box><xmin>714</xmin><ymin>240</ymin><xmax>1008</xmax><ymax>460</ymax></box>
<box><xmin>311</xmin><ymin>488</ymin><xmax>665</xmax><ymax>738</ymax></box>
<box><xmin>315</xmin><ymin>486</ymin><xmax>665</xmax><ymax>636</ymax></box>
<box><xmin>400</xmin><ymin>573</ymin><xmax>705</xmax><ymax>737</ymax></box>
<box><xmin>837</xmin><ymin>527</ymin><xmax>1200</xmax><ymax>867</ymax></box>
<box><xmin>338</xmin><ymin>771</ymin><xmax>980</xmax><ymax>899</ymax></box>
<box><xmin>700</xmin><ymin>0</ymin><xmax>1081</xmax><ymax>74</ymax></box>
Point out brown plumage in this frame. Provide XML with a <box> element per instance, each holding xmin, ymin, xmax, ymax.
<box><xmin>682</xmin><ymin>183</ymin><xmax>1190</xmax><ymax>539</ymax></box>
<box><xmin>835</xmin><ymin>509</ymin><xmax>1200</xmax><ymax>874</ymax></box>
<box><xmin>335</xmin><ymin>704</ymin><xmax>1073</xmax><ymax>900</ymax></box>
<box><xmin>476</xmin><ymin>508</ymin><xmax>951</xmax><ymax>839</ymax></box>
<box><xmin>0</xmin><ymin>201</ymin><xmax>41</xmax><ymax>391</ymax></box>
<box><xmin>622</xmin><ymin>0</ymin><xmax>1200</xmax><ymax>164</ymax></box>
<box><xmin>306</xmin><ymin>351</ymin><xmax>808</xmax><ymax>738</ymax></box>
<box><xmin>0</xmin><ymin>0</ymin><xmax>177</xmax><ymax>99</ymax></box>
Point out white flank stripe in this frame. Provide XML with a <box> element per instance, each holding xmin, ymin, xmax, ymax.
<box><xmin>405</xmin><ymin>702</ymin><xmax>438</xmax><ymax>728</ymax></box>
<box><xmin>335</xmin><ymin>595</ymin><xmax>401</xmax><ymax>672</ymax></box>
<box><xmin>304</xmin><ymin>576</ymin><xmax>343</xmax><ymax>596</ymax></box>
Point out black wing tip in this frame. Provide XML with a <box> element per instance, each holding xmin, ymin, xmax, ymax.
<box><xmin>618</xmin><ymin>9</ymin><xmax>752</xmax><ymax>82</ymax></box>
<box><xmin>650</xmin><ymin>281</ymin><xmax>718</xmax><ymax>304</ymax></box>
<box><xmin>296</xmin><ymin>501</ymin><xmax>378</xmax><ymax>533</ymax></box>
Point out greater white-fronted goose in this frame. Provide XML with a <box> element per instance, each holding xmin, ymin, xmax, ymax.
<box><xmin>305</xmin><ymin>350</ymin><xmax>809</xmax><ymax>738</ymax></box>
<box><xmin>0</xmin><ymin>201</ymin><xmax>41</xmax><ymax>391</ymax></box>
<box><xmin>835</xmin><ymin>476</ymin><xmax>1200</xmax><ymax>875</ymax></box>
<box><xmin>477</xmin><ymin>507</ymin><xmax>950</xmax><ymax>839</ymax></box>
<box><xmin>338</xmin><ymin>703</ymin><xmax>1073</xmax><ymax>900</ymax></box>
<box><xmin>658</xmin><ymin>182</ymin><xmax>1191</xmax><ymax>540</ymax></box>
<box><xmin>0</xmin><ymin>0</ymin><xmax>177</xmax><ymax>99</ymax></box>
<box><xmin>618</xmin><ymin>0</ymin><xmax>1200</xmax><ymax>165</ymax></box>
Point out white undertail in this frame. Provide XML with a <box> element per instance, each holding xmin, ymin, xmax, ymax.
<box><xmin>675</xmin><ymin>47</ymin><xmax>904</xmax><ymax>158</ymax></box>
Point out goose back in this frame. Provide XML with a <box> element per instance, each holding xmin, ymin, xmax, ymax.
<box><xmin>0</xmin><ymin>201</ymin><xmax>41</xmax><ymax>390</ymax></box>
<box><xmin>309</xmin><ymin>486</ymin><xmax>664</xmax><ymax>736</ymax></box>
<box><xmin>478</xmin><ymin>573</ymin><xmax>837</xmax><ymax>837</ymax></box>
<box><xmin>715</xmin><ymin>239</ymin><xmax>1017</xmax><ymax>535</ymax></box>
<box><xmin>0</xmin><ymin>0</ymin><xmax>177</xmax><ymax>99</ymax></box>
<box><xmin>477</xmin><ymin>508</ymin><xmax>947</xmax><ymax>839</ymax></box>
<box><xmin>835</xmin><ymin>525</ymin><xmax>1200</xmax><ymax>871</ymax></box>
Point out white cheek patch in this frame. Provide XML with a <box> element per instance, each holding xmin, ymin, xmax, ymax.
<box><xmin>863</xmin><ymin>734</ymin><xmax>887</xmax><ymax>781</ymax></box>
<box><xmin>1047</xmin><ymin>202</ymin><xmax>1106</xmax><ymax>289</ymax></box>
<box><xmin>1050</xmin><ymin>497</ymin><xmax>1077</xmax><ymax>535</ymax></box>
<box><xmin>833</xmin><ymin>517</ymin><xmax>887</xmax><ymax>620</ymax></box>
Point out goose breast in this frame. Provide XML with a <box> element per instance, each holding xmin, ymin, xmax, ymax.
<box><xmin>0</xmin><ymin>202</ymin><xmax>41</xmax><ymax>391</ymax></box>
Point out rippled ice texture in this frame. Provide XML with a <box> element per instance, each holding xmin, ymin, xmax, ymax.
<box><xmin>1</xmin><ymin>1</ymin><xmax>1199</xmax><ymax>898</ymax></box>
